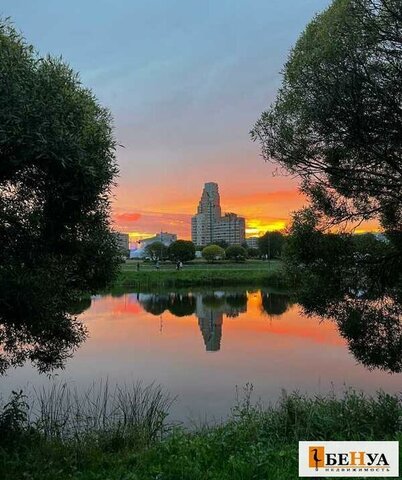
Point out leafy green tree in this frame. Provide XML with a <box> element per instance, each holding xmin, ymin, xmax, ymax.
<box><xmin>251</xmin><ymin>0</ymin><xmax>402</xmax><ymax>232</ymax></box>
<box><xmin>258</xmin><ymin>232</ymin><xmax>285</xmax><ymax>259</ymax></box>
<box><xmin>168</xmin><ymin>240</ymin><xmax>196</xmax><ymax>262</ymax></box>
<box><xmin>252</xmin><ymin>1</ymin><xmax>402</xmax><ymax>365</ymax></box>
<box><xmin>225</xmin><ymin>245</ymin><xmax>247</xmax><ymax>262</ymax></box>
<box><xmin>246</xmin><ymin>247</ymin><xmax>260</xmax><ymax>258</ymax></box>
<box><xmin>202</xmin><ymin>245</ymin><xmax>225</xmax><ymax>263</ymax></box>
<box><xmin>0</xmin><ymin>21</ymin><xmax>119</xmax><ymax>372</ymax></box>
<box><xmin>145</xmin><ymin>241</ymin><xmax>168</xmax><ymax>260</ymax></box>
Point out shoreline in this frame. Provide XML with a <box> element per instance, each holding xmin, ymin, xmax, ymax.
<box><xmin>114</xmin><ymin>260</ymin><xmax>289</xmax><ymax>289</ymax></box>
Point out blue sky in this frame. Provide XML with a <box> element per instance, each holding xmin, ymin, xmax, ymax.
<box><xmin>3</xmin><ymin>0</ymin><xmax>332</xmax><ymax>239</ymax></box>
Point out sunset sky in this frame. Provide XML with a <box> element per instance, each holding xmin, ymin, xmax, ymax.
<box><xmin>7</xmin><ymin>0</ymin><xmax>379</xmax><ymax>245</ymax></box>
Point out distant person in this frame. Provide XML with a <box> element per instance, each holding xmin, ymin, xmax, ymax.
<box><xmin>176</xmin><ymin>260</ymin><xmax>180</xmax><ymax>271</ymax></box>
<box><xmin>137</xmin><ymin>262</ymin><xmax>140</xmax><ymax>271</ymax></box>
<box><xmin>179</xmin><ymin>261</ymin><xmax>183</xmax><ymax>269</ymax></box>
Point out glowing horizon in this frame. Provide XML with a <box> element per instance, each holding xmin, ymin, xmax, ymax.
<box><xmin>112</xmin><ymin>183</ymin><xmax>379</xmax><ymax>247</ymax></box>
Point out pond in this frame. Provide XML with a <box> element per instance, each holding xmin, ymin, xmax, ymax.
<box><xmin>1</xmin><ymin>287</ymin><xmax>402</xmax><ymax>422</ymax></box>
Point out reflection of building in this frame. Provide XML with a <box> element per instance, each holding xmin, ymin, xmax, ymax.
<box><xmin>132</xmin><ymin>232</ymin><xmax>177</xmax><ymax>258</ymax></box>
<box><xmin>114</xmin><ymin>232</ymin><xmax>130</xmax><ymax>258</ymax></box>
<box><xmin>191</xmin><ymin>183</ymin><xmax>245</xmax><ymax>247</ymax></box>
<box><xmin>198</xmin><ymin>311</ymin><xmax>223</xmax><ymax>352</ymax></box>
<box><xmin>196</xmin><ymin>294</ymin><xmax>224</xmax><ymax>351</ymax></box>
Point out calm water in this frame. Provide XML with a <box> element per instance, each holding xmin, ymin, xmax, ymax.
<box><xmin>2</xmin><ymin>287</ymin><xmax>402</xmax><ymax>421</ymax></box>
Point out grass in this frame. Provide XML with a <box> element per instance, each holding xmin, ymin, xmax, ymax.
<box><xmin>1</xmin><ymin>383</ymin><xmax>402</xmax><ymax>479</ymax></box>
<box><xmin>115</xmin><ymin>259</ymin><xmax>288</xmax><ymax>289</ymax></box>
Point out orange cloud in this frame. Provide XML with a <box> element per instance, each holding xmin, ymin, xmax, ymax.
<box><xmin>115</xmin><ymin>212</ymin><xmax>142</xmax><ymax>222</ymax></box>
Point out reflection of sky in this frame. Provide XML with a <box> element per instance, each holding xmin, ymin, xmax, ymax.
<box><xmin>1</xmin><ymin>290</ymin><xmax>401</xmax><ymax>422</ymax></box>
<box><xmin>5</xmin><ymin>0</ymin><xmax>383</xmax><ymax>242</ymax></box>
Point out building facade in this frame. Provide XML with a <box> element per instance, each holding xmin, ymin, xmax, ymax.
<box><xmin>132</xmin><ymin>232</ymin><xmax>177</xmax><ymax>258</ymax></box>
<box><xmin>114</xmin><ymin>232</ymin><xmax>130</xmax><ymax>258</ymax></box>
<box><xmin>138</xmin><ymin>232</ymin><xmax>177</xmax><ymax>249</ymax></box>
<box><xmin>191</xmin><ymin>182</ymin><xmax>245</xmax><ymax>247</ymax></box>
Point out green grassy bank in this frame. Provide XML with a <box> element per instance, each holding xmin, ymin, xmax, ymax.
<box><xmin>1</xmin><ymin>385</ymin><xmax>401</xmax><ymax>480</ymax></box>
<box><xmin>115</xmin><ymin>259</ymin><xmax>288</xmax><ymax>289</ymax></box>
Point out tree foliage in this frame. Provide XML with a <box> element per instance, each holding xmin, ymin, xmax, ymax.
<box><xmin>0</xmin><ymin>21</ymin><xmax>119</xmax><ymax>373</ymax></box>
<box><xmin>258</xmin><ymin>232</ymin><xmax>285</xmax><ymax>259</ymax></box>
<box><xmin>252</xmin><ymin>1</ymin><xmax>402</xmax><ymax>371</ymax></box>
<box><xmin>202</xmin><ymin>245</ymin><xmax>225</xmax><ymax>262</ymax></box>
<box><xmin>168</xmin><ymin>240</ymin><xmax>195</xmax><ymax>262</ymax></box>
<box><xmin>145</xmin><ymin>241</ymin><xmax>168</xmax><ymax>260</ymax></box>
<box><xmin>225</xmin><ymin>245</ymin><xmax>247</xmax><ymax>262</ymax></box>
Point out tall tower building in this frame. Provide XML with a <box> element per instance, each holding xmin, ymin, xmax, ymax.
<box><xmin>191</xmin><ymin>182</ymin><xmax>245</xmax><ymax>247</ymax></box>
<box><xmin>191</xmin><ymin>182</ymin><xmax>221</xmax><ymax>247</ymax></box>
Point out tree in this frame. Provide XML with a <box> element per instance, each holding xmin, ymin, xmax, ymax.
<box><xmin>202</xmin><ymin>245</ymin><xmax>225</xmax><ymax>262</ymax></box>
<box><xmin>225</xmin><ymin>245</ymin><xmax>247</xmax><ymax>262</ymax></box>
<box><xmin>0</xmin><ymin>21</ymin><xmax>119</xmax><ymax>373</ymax></box>
<box><xmin>246</xmin><ymin>247</ymin><xmax>259</xmax><ymax>258</ymax></box>
<box><xmin>251</xmin><ymin>0</ymin><xmax>402</xmax><ymax>232</ymax></box>
<box><xmin>145</xmin><ymin>241</ymin><xmax>168</xmax><ymax>260</ymax></box>
<box><xmin>251</xmin><ymin>1</ymin><xmax>402</xmax><ymax>360</ymax></box>
<box><xmin>258</xmin><ymin>232</ymin><xmax>285</xmax><ymax>259</ymax></box>
<box><xmin>168</xmin><ymin>240</ymin><xmax>195</xmax><ymax>262</ymax></box>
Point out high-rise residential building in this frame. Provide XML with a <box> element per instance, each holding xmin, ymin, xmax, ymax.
<box><xmin>113</xmin><ymin>232</ymin><xmax>130</xmax><ymax>258</ymax></box>
<box><xmin>191</xmin><ymin>182</ymin><xmax>245</xmax><ymax>247</ymax></box>
<box><xmin>214</xmin><ymin>213</ymin><xmax>246</xmax><ymax>246</ymax></box>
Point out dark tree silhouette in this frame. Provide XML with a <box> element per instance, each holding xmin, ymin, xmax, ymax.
<box><xmin>0</xmin><ymin>21</ymin><xmax>119</xmax><ymax>373</ymax></box>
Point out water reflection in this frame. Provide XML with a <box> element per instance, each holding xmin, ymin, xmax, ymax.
<box><xmin>302</xmin><ymin>295</ymin><xmax>402</xmax><ymax>373</ymax></box>
<box><xmin>0</xmin><ymin>297</ymin><xmax>89</xmax><ymax>374</ymax></box>
<box><xmin>2</xmin><ymin>287</ymin><xmax>402</xmax><ymax>421</ymax></box>
<box><xmin>137</xmin><ymin>290</ymin><xmax>291</xmax><ymax>352</ymax></box>
<box><xmin>1</xmin><ymin>283</ymin><xmax>401</xmax><ymax>377</ymax></box>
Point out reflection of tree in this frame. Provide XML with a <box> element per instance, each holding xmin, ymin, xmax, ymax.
<box><xmin>0</xmin><ymin>293</ymin><xmax>87</xmax><ymax>374</ymax></box>
<box><xmin>298</xmin><ymin>282</ymin><xmax>402</xmax><ymax>373</ymax></box>
<box><xmin>285</xmin><ymin>214</ymin><xmax>402</xmax><ymax>372</ymax></box>
<box><xmin>168</xmin><ymin>295</ymin><xmax>196</xmax><ymax>317</ymax></box>
<box><xmin>325</xmin><ymin>299</ymin><xmax>402</xmax><ymax>372</ymax></box>
<box><xmin>261</xmin><ymin>292</ymin><xmax>291</xmax><ymax>317</ymax></box>
<box><xmin>68</xmin><ymin>296</ymin><xmax>92</xmax><ymax>315</ymax></box>
<box><xmin>202</xmin><ymin>294</ymin><xmax>226</xmax><ymax>309</ymax></box>
<box><xmin>139</xmin><ymin>295</ymin><xmax>169</xmax><ymax>316</ymax></box>
<box><xmin>226</xmin><ymin>294</ymin><xmax>247</xmax><ymax>310</ymax></box>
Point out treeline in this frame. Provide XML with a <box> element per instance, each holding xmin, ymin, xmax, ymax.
<box><xmin>144</xmin><ymin>233</ymin><xmax>287</xmax><ymax>263</ymax></box>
